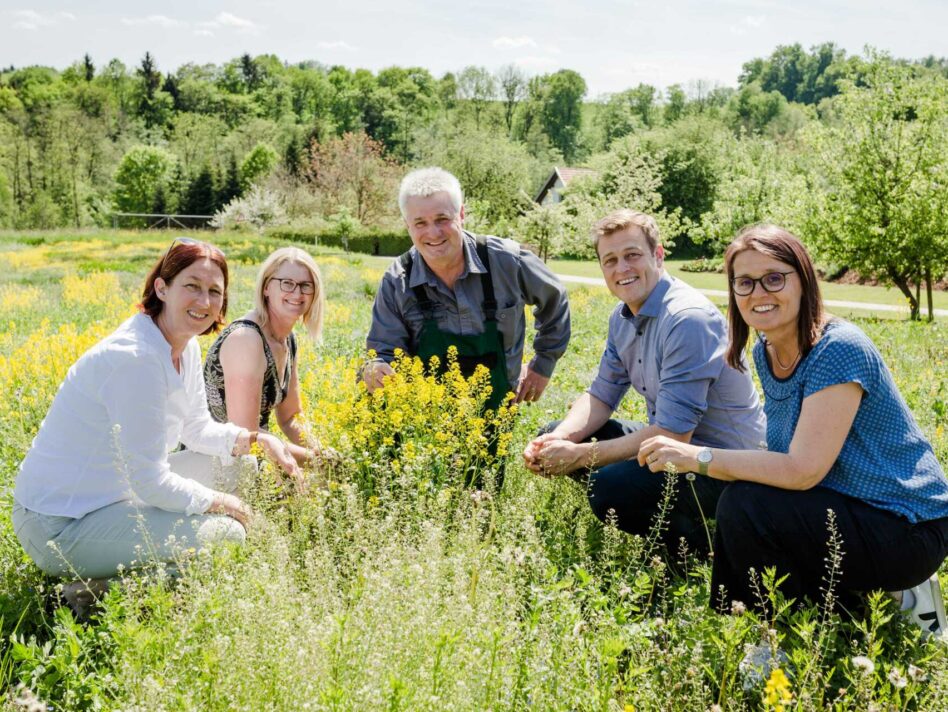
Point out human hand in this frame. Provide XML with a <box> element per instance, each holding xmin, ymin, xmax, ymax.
<box><xmin>637</xmin><ymin>435</ymin><xmax>700</xmax><ymax>474</ymax></box>
<box><xmin>363</xmin><ymin>360</ymin><xmax>395</xmax><ymax>393</ymax></box>
<box><xmin>515</xmin><ymin>365</ymin><xmax>550</xmax><ymax>403</ymax></box>
<box><xmin>258</xmin><ymin>432</ymin><xmax>306</xmax><ymax>492</ymax></box>
<box><xmin>524</xmin><ymin>436</ymin><xmax>588</xmax><ymax>477</ymax></box>
<box><xmin>209</xmin><ymin>492</ymin><xmax>252</xmax><ymax>529</ymax></box>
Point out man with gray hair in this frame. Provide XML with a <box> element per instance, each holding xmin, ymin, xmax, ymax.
<box><xmin>364</xmin><ymin>167</ymin><xmax>570</xmax><ymax>480</ymax></box>
<box><xmin>523</xmin><ymin>208</ymin><xmax>765</xmax><ymax>558</ymax></box>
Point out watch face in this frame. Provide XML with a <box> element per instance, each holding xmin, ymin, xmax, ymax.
<box><xmin>698</xmin><ymin>448</ymin><xmax>712</xmax><ymax>464</ymax></box>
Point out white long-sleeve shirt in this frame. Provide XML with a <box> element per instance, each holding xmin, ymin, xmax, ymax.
<box><xmin>15</xmin><ymin>313</ymin><xmax>242</xmax><ymax>518</ymax></box>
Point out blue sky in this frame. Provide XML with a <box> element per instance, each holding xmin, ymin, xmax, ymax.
<box><xmin>1</xmin><ymin>1</ymin><xmax>945</xmax><ymax>96</ymax></box>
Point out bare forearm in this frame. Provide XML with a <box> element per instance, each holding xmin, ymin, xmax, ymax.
<box><xmin>549</xmin><ymin>393</ymin><xmax>613</xmax><ymax>442</ymax></box>
<box><xmin>705</xmin><ymin>448</ymin><xmax>824</xmax><ymax>490</ymax></box>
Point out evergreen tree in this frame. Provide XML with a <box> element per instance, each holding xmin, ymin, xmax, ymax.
<box><xmin>82</xmin><ymin>54</ymin><xmax>95</xmax><ymax>82</ymax></box>
<box><xmin>181</xmin><ymin>164</ymin><xmax>217</xmax><ymax>216</ymax></box>
<box><xmin>218</xmin><ymin>155</ymin><xmax>242</xmax><ymax>208</ymax></box>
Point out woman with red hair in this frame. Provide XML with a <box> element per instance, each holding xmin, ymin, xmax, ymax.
<box><xmin>11</xmin><ymin>238</ymin><xmax>298</xmax><ymax>612</ymax></box>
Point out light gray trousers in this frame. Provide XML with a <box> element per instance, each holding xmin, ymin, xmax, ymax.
<box><xmin>11</xmin><ymin>451</ymin><xmax>255</xmax><ymax>580</ymax></box>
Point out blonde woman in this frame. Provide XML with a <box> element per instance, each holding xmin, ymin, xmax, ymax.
<box><xmin>204</xmin><ymin>247</ymin><xmax>328</xmax><ymax>475</ymax></box>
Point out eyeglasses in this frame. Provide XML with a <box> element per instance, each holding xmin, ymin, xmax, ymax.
<box><xmin>269</xmin><ymin>277</ymin><xmax>316</xmax><ymax>295</ymax></box>
<box><xmin>730</xmin><ymin>271</ymin><xmax>795</xmax><ymax>296</ymax></box>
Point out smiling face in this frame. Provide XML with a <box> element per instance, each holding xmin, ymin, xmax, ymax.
<box><xmin>404</xmin><ymin>191</ymin><xmax>465</xmax><ymax>275</ymax></box>
<box><xmin>597</xmin><ymin>227</ymin><xmax>665</xmax><ymax>313</ymax></box>
<box><xmin>154</xmin><ymin>258</ymin><xmax>225</xmax><ymax>346</ymax></box>
<box><xmin>264</xmin><ymin>260</ymin><xmax>315</xmax><ymax>324</ymax></box>
<box><xmin>730</xmin><ymin>249</ymin><xmax>801</xmax><ymax>342</ymax></box>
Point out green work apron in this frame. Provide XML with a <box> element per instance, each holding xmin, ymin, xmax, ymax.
<box><xmin>400</xmin><ymin>236</ymin><xmax>512</xmax><ymax>413</ymax></box>
<box><xmin>400</xmin><ymin>237</ymin><xmax>513</xmax><ymax>488</ymax></box>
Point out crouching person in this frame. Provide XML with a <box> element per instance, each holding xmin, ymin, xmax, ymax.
<box><xmin>523</xmin><ymin>209</ymin><xmax>766</xmax><ymax>559</ymax></box>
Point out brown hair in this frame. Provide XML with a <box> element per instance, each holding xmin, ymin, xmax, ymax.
<box><xmin>724</xmin><ymin>224</ymin><xmax>824</xmax><ymax>372</ymax></box>
<box><xmin>140</xmin><ymin>239</ymin><xmax>229</xmax><ymax>335</ymax></box>
<box><xmin>591</xmin><ymin>209</ymin><xmax>660</xmax><ymax>256</ymax></box>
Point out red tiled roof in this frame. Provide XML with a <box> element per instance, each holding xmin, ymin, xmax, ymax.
<box><xmin>555</xmin><ymin>167</ymin><xmax>597</xmax><ymax>185</ymax></box>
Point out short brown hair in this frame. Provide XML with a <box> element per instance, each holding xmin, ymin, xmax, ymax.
<box><xmin>724</xmin><ymin>224</ymin><xmax>824</xmax><ymax>372</ymax></box>
<box><xmin>140</xmin><ymin>239</ymin><xmax>229</xmax><ymax>335</ymax></box>
<box><xmin>591</xmin><ymin>209</ymin><xmax>660</xmax><ymax>256</ymax></box>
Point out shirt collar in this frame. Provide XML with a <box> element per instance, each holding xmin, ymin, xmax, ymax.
<box><xmin>407</xmin><ymin>232</ymin><xmax>485</xmax><ymax>288</ymax></box>
<box><xmin>619</xmin><ymin>271</ymin><xmax>673</xmax><ymax>320</ymax></box>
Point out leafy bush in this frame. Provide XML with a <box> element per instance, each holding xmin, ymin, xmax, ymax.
<box><xmin>211</xmin><ymin>185</ymin><xmax>288</xmax><ymax>231</ymax></box>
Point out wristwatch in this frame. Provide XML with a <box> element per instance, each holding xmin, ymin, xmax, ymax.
<box><xmin>696</xmin><ymin>447</ymin><xmax>713</xmax><ymax>476</ymax></box>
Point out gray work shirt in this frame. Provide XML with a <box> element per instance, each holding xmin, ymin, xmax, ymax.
<box><xmin>366</xmin><ymin>232</ymin><xmax>571</xmax><ymax>386</ymax></box>
<box><xmin>588</xmin><ymin>272</ymin><xmax>766</xmax><ymax>449</ymax></box>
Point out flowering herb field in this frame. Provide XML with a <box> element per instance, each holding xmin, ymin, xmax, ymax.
<box><xmin>1</xmin><ymin>231</ymin><xmax>947</xmax><ymax>710</ymax></box>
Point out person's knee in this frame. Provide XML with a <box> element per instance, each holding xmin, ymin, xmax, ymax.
<box><xmin>197</xmin><ymin>515</ymin><xmax>246</xmax><ymax>548</ymax></box>
<box><xmin>715</xmin><ymin>481</ymin><xmax>771</xmax><ymax>538</ymax></box>
<box><xmin>536</xmin><ymin>420</ymin><xmax>562</xmax><ymax>437</ymax></box>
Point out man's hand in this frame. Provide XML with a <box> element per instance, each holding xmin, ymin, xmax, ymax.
<box><xmin>523</xmin><ymin>434</ymin><xmax>589</xmax><ymax>476</ymax></box>
<box><xmin>515</xmin><ymin>365</ymin><xmax>550</xmax><ymax>403</ymax></box>
<box><xmin>363</xmin><ymin>360</ymin><xmax>395</xmax><ymax>393</ymax></box>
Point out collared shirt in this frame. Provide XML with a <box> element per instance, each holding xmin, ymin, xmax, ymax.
<box><xmin>15</xmin><ymin>313</ymin><xmax>242</xmax><ymax>519</ymax></box>
<box><xmin>588</xmin><ymin>272</ymin><xmax>766</xmax><ymax>449</ymax></box>
<box><xmin>757</xmin><ymin>320</ymin><xmax>948</xmax><ymax>523</ymax></box>
<box><xmin>366</xmin><ymin>233</ymin><xmax>571</xmax><ymax>385</ymax></box>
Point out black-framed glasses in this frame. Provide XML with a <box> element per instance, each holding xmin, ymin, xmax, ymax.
<box><xmin>269</xmin><ymin>277</ymin><xmax>316</xmax><ymax>295</ymax></box>
<box><xmin>730</xmin><ymin>271</ymin><xmax>795</xmax><ymax>296</ymax></box>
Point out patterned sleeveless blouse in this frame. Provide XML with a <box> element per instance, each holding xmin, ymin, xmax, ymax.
<box><xmin>204</xmin><ymin>319</ymin><xmax>298</xmax><ymax>430</ymax></box>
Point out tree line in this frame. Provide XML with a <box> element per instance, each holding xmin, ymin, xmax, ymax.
<box><xmin>0</xmin><ymin>44</ymin><xmax>946</xmax><ymax>318</ymax></box>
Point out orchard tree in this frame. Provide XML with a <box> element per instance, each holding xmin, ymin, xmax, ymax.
<box><xmin>803</xmin><ymin>56</ymin><xmax>948</xmax><ymax>320</ymax></box>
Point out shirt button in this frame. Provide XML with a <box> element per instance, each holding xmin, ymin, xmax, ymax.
<box><xmin>637</xmin><ymin>330</ymin><xmax>643</xmax><ymax>336</ymax></box>
<box><xmin>637</xmin><ymin>359</ymin><xmax>641</xmax><ymax>363</ymax></box>
<box><xmin>642</xmin><ymin>386</ymin><xmax>647</xmax><ymax>391</ymax></box>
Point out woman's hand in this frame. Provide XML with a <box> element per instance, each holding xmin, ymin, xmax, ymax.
<box><xmin>208</xmin><ymin>492</ymin><xmax>252</xmax><ymax>529</ymax></box>
<box><xmin>637</xmin><ymin>435</ymin><xmax>701</xmax><ymax>474</ymax></box>
<box><xmin>257</xmin><ymin>432</ymin><xmax>306</xmax><ymax>493</ymax></box>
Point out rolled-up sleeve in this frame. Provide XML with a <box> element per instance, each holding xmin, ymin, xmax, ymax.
<box><xmin>99</xmin><ymin>355</ymin><xmax>216</xmax><ymax>515</ymax></box>
<box><xmin>518</xmin><ymin>249</ymin><xmax>570</xmax><ymax>377</ymax></box>
<box><xmin>654</xmin><ymin>308</ymin><xmax>726</xmax><ymax>434</ymax></box>
<box><xmin>587</xmin><ymin>316</ymin><xmax>631</xmax><ymax>412</ymax></box>
<box><xmin>366</xmin><ymin>270</ymin><xmax>412</xmax><ymax>365</ymax></box>
<box><xmin>180</xmin><ymin>341</ymin><xmax>242</xmax><ymax>461</ymax></box>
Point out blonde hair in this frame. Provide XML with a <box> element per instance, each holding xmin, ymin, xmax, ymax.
<box><xmin>255</xmin><ymin>246</ymin><xmax>325</xmax><ymax>340</ymax></box>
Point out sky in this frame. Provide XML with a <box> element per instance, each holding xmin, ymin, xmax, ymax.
<box><xmin>1</xmin><ymin>1</ymin><xmax>945</xmax><ymax>96</ymax></box>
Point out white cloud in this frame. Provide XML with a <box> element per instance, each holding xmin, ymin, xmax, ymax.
<box><xmin>194</xmin><ymin>29</ymin><xmax>215</xmax><ymax>37</ymax></box>
<box><xmin>317</xmin><ymin>40</ymin><xmax>357</xmax><ymax>51</ymax></box>
<box><xmin>121</xmin><ymin>15</ymin><xmax>185</xmax><ymax>28</ymax></box>
<box><xmin>197</xmin><ymin>12</ymin><xmax>260</xmax><ymax>34</ymax></box>
<box><xmin>11</xmin><ymin>9</ymin><xmax>77</xmax><ymax>30</ymax></box>
<box><xmin>214</xmin><ymin>12</ymin><xmax>257</xmax><ymax>30</ymax></box>
<box><xmin>493</xmin><ymin>36</ymin><xmax>537</xmax><ymax>49</ymax></box>
<box><xmin>729</xmin><ymin>15</ymin><xmax>766</xmax><ymax>35</ymax></box>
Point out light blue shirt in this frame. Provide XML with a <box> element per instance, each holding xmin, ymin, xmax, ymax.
<box><xmin>756</xmin><ymin>319</ymin><xmax>948</xmax><ymax>523</ymax></box>
<box><xmin>588</xmin><ymin>273</ymin><xmax>766</xmax><ymax>449</ymax></box>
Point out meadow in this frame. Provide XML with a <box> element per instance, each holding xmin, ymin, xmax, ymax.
<box><xmin>1</xmin><ymin>230</ymin><xmax>947</xmax><ymax>710</ymax></box>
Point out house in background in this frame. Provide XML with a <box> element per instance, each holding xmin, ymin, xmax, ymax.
<box><xmin>534</xmin><ymin>166</ymin><xmax>598</xmax><ymax>205</ymax></box>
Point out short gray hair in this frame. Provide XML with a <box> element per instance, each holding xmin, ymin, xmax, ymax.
<box><xmin>398</xmin><ymin>167</ymin><xmax>463</xmax><ymax>217</ymax></box>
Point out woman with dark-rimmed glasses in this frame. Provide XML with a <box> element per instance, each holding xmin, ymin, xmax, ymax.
<box><xmin>636</xmin><ymin>224</ymin><xmax>948</xmax><ymax>638</ymax></box>
<box><xmin>12</xmin><ymin>238</ymin><xmax>299</xmax><ymax>612</ymax></box>
<box><xmin>203</xmin><ymin>246</ymin><xmax>336</xmax><ymax>475</ymax></box>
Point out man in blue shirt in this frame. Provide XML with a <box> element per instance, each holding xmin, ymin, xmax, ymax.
<box><xmin>523</xmin><ymin>209</ymin><xmax>765</xmax><ymax>557</ymax></box>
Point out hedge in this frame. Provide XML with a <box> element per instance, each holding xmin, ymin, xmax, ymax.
<box><xmin>265</xmin><ymin>227</ymin><xmax>412</xmax><ymax>256</ymax></box>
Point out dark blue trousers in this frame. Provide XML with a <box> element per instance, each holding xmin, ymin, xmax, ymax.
<box><xmin>712</xmin><ymin>481</ymin><xmax>948</xmax><ymax>613</ymax></box>
<box><xmin>542</xmin><ymin>419</ymin><xmax>726</xmax><ymax>558</ymax></box>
